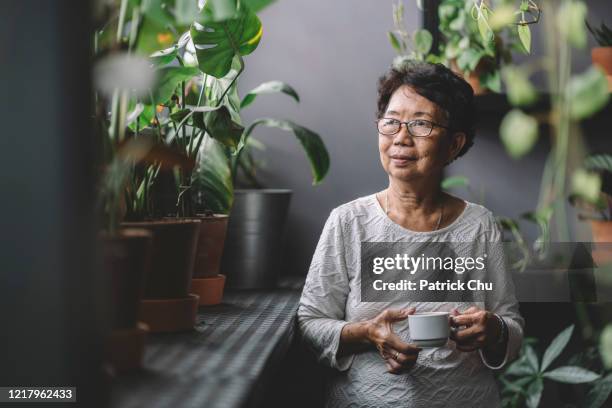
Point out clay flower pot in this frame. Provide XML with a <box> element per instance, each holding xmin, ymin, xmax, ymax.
<box><xmin>122</xmin><ymin>219</ymin><xmax>201</xmax><ymax>332</ymax></box>
<box><xmin>592</xmin><ymin>47</ymin><xmax>612</xmax><ymax>91</ymax></box>
<box><xmin>193</xmin><ymin>214</ymin><xmax>228</xmax><ymax>278</ymax></box>
<box><xmin>191</xmin><ymin>214</ymin><xmax>228</xmax><ymax>306</ymax></box>
<box><xmin>591</xmin><ymin>220</ymin><xmax>612</xmax><ymax>266</ymax></box>
<box><xmin>100</xmin><ymin>228</ymin><xmax>152</xmax><ymax>372</ymax></box>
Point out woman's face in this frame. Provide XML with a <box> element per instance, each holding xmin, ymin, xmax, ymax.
<box><xmin>378</xmin><ymin>85</ymin><xmax>465</xmax><ymax>182</ymax></box>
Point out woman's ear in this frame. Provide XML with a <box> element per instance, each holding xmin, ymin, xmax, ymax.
<box><xmin>448</xmin><ymin>131</ymin><xmax>467</xmax><ymax>163</ymax></box>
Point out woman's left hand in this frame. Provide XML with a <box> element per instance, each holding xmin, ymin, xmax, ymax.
<box><xmin>449</xmin><ymin>307</ymin><xmax>502</xmax><ymax>352</ymax></box>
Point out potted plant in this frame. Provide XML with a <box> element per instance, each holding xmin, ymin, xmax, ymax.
<box><xmin>586</xmin><ymin>20</ymin><xmax>612</xmax><ymax>91</ymax></box>
<box><xmin>498</xmin><ymin>325</ymin><xmax>607</xmax><ymax>407</ymax></box>
<box><xmin>94</xmin><ymin>0</ymin><xmax>211</xmax><ymax>332</ymax></box>
<box><xmin>176</xmin><ymin>2</ymin><xmax>330</xmax><ymax>290</ymax></box>
<box><xmin>428</xmin><ymin>0</ymin><xmax>540</xmax><ymax>94</ymax></box>
<box><xmin>568</xmin><ymin>154</ymin><xmax>612</xmax><ymax>266</ymax></box>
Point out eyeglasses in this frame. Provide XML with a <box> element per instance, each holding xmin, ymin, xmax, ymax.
<box><xmin>376</xmin><ymin>118</ymin><xmax>450</xmax><ymax>138</ymax></box>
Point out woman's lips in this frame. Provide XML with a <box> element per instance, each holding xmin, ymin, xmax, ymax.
<box><xmin>389</xmin><ymin>154</ymin><xmax>417</xmax><ymax>167</ymax></box>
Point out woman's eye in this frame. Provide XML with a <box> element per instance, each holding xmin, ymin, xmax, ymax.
<box><xmin>383</xmin><ymin>119</ymin><xmax>399</xmax><ymax>126</ymax></box>
<box><xmin>412</xmin><ymin>120</ymin><xmax>428</xmax><ymax>126</ymax></box>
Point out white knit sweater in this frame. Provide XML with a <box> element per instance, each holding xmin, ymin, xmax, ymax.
<box><xmin>298</xmin><ymin>194</ymin><xmax>524</xmax><ymax>408</ymax></box>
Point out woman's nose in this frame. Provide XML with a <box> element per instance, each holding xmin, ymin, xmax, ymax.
<box><xmin>393</xmin><ymin>124</ymin><xmax>414</xmax><ymax>146</ymax></box>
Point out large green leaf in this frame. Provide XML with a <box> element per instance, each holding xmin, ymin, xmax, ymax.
<box><xmin>240</xmin><ymin>81</ymin><xmax>300</xmax><ymax>109</ymax></box>
<box><xmin>241</xmin><ymin>118</ymin><xmax>330</xmax><ymax>184</ymax></box>
<box><xmin>192</xmin><ymin>134</ymin><xmax>233</xmax><ymax>214</ymax></box>
<box><xmin>500</xmin><ymin>109</ymin><xmax>538</xmax><ymax>159</ymax></box>
<box><xmin>541</xmin><ymin>325</ymin><xmax>574</xmax><ymax>371</ymax></box>
<box><xmin>151</xmin><ymin>66</ymin><xmax>200</xmax><ymax>105</ymax></box>
<box><xmin>242</xmin><ymin>0</ymin><xmax>277</xmax><ymax>12</ymax></box>
<box><xmin>174</xmin><ymin>0</ymin><xmax>200</xmax><ymax>26</ymax></box>
<box><xmin>567</xmin><ymin>66</ymin><xmax>610</xmax><ymax>120</ymax></box>
<box><xmin>191</xmin><ymin>2</ymin><xmax>262</xmax><ymax>78</ymax></box>
<box><xmin>543</xmin><ymin>366</ymin><xmax>601</xmax><ymax>383</ymax></box>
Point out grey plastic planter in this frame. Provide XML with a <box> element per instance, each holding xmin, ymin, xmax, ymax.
<box><xmin>222</xmin><ymin>189</ymin><xmax>292</xmax><ymax>289</ymax></box>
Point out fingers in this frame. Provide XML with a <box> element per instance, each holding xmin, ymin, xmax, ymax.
<box><xmin>380</xmin><ymin>308</ymin><xmax>415</xmax><ymax>323</ymax></box>
<box><xmin>449</xmin><ymin>324</ymin><xmax>482</xmax><ymax>342</ymax></box>
<box><xmin>386</xmin><ymin>356</ymin><xmax>404</xmax><ymax>374</ymax></box>
<box><xmin>384</xmin><ymin>350</ymin><xmax>418</xmax><ymax>374</ymax></box>
<box><xmin>386</xmin><ymin>334</ymin><xmax>422</xmax><ymax>355</ymax></box>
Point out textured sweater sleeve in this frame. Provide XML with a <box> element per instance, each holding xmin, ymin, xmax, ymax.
<box><xmin>479</xmin><ymin>213</ymin><xmax>525</xmax><ymax>369</ymax></box>
<box><xmin>297</xmin><ymin>208</ymin><xmax>355</xmax><ymax>371</ymax></box>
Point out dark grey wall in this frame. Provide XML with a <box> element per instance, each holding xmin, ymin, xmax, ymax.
<box><xmin>237</xmin><ymin>0</ymin><xmax>612</xmax><ymax>277</ymax></box>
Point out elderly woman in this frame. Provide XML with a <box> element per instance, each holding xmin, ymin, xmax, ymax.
<box><xmin>297</xmin><ymin>61</ymin><xmax>523</xmax><ymax>407</ymax></box>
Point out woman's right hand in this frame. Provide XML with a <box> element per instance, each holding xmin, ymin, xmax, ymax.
<box><xmin>366</xmin><ymin>308</ymin><xmax>421</xmax><ymax>374</ymax></box>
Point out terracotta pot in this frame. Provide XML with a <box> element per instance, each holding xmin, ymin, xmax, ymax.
<box><xmin>122</xmin><ymin>219</ymin><xmax>200</xmax><ymax>299</ymax></box>
<box><xmin>192</xmin><ymin>275</ymin><xmax>226</xmax><ymax>306</ymax></box>
<box><xmin>100</xmin><ymin>228</ymin><xmax>152</xmax><ymax>329</ymax></box>
<box><xmin>106</xmin><ymin>323</ymin><xmax>148</xmax><ymax>372</ymax></box>
<box><xmin>139</xmin><ymin>294</ymin><xmax>199</xmax><ymax>332</ymax></box>
<box><xmin>591</xmin><ymin>220</ymin><xmax>612</xmax><ymax>266</ymax></box>
<box><xmin>193</xmin><ymin>214</ymin><xmax>229</xmax><ymax>278</ymax></box>
<box><xmin>591</xmin><ymin>47</ymin><xmax>612</xmax><ymax>91</ymax></box>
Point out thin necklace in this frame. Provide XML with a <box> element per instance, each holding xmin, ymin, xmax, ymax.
<box><xmin>385</xmin><ymin>190</ymin><xmax>444</xmax><ymax>230</ymax></box>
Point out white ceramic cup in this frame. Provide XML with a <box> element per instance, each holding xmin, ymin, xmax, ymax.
<box><xmin>408</xmin><ymin>312</ymin><xmax>450</xmax><ymax>348</ymax></box>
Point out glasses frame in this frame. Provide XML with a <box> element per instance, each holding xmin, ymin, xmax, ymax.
<box><xmin>375</xmin><ymin>117</ymin><xmax>451</xmax><ymax>138</ymax></box>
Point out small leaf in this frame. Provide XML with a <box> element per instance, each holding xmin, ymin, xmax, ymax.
<box><xmin>489</xmin><ymin>5</ymin><xmax>515</xmax><ymax>30</ymax></box>
<box><xmin>192</xmin><ymin>135</ymin><xmax>233</xmax><ymax>214</ymax></box>
<box><xmin>205</xmin><ymin>105</ymin><xmax>245</xmax><ymax>150</ymax></box>
<box><xmin>525</xmin><ymin>377</ymin><xmax>543</xmax><ymax>408</ymax></box>
<box><xmin>567</xmin><ymin>66</ymin><xmax>610</xmax><ymax>120</ymax></box>
<box><xmin>500</xmin><ymin>109</ymin><xmax>538</xmax><ymax>159</ymax></box>
<box><xmin>571</xmin><ymin>169</ymin><xmax>602</xmax><ymax>204</ymax></box>
<box><xmin>413</xmin><ymin>29</ymin><xmax>433</xmax><ymax>55</ymax></box>
<box><xmin>505</xmin><ymin>358</ymin><xmax>537</xmax><ymax>376</ymax></box>
<box><xmin>388</xmin><ymin>31</ymin><xmax>402</xmax><ymax>53</ymax></box>
<box><xmin>502</xmin><ymin>66</ymin><xmax>537</xmax><ymax>107</ymax></box>
<box><xmin>518</xmin><ymin>24</ymin><xmax>532</xmax><ymax>53</ymax></box>
<box><xmin>441</xmin><ymin>175</ymin><xmax>469</xmax><ymax>190</ymax></box>
<box><xmin>477</xmin><ymin>7</ymin><xmax>492</xmax><ymax>43</ymax></box>
<box><xmin>240</xmin><ymin>81</ymin><xmax>300</xmax><ymax>109</ymax></box>
<box><xmin>600</xmin><ymin>324</ymin><xmax>612</xmax><ymax>369</ymax></box>
<box><xmin>525</xmin><ymin>344</ymin><xmax>540</xmax><ymax>373</ymax></box>
<box><xmin>585</xmin><ymin>154</ymin><xmax>612</xmax><ymax>173</ymax></box>
<box><xmin>150</xmin><ymin>46</ymin><xmax>178</xmax><ymax>66</ymax></box>
<box><xmin>481</xmin><ymin>69</ymin><xmax>501</xmax><ymax>93</ymax></box>
<box><xmin>543</xmin><ymin>366</ymin><xmax>601</xmax><ymax>383</ymax></box>
<box><xmin>541</xmin><ymin>325</ymin><xmax>574</xmax><ymax>371</ymax></box>
<box><xmin>584</xmin><ymin>373</ymin><xmax>612</xmax><ymax>408</ymax></box>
